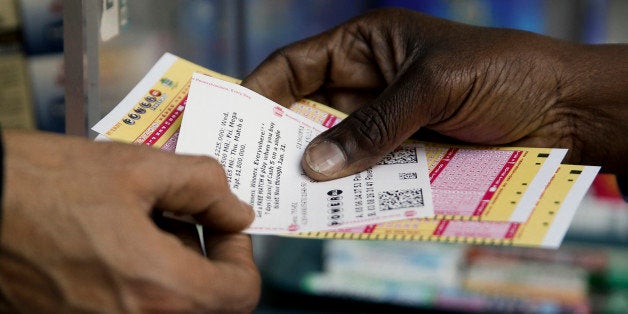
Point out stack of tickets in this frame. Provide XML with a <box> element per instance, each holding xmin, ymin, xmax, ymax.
<box><xmin>93</xmin><ymin>53</ymin><xmax>599</xmax><ymax>249</ymax></box>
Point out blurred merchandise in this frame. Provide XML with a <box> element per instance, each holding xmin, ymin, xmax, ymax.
<box><xmin>0</xmin><ymin>47</ymin><xmax>35</xmax><ymax>129</ymax></box>
<box><xmin>567</xmin><ymin>174</ymin><xmax>628</xmax><ymax>245</ymax></box>
<box><xmin>18</xmin><ymin>0</ymin><xmax>63</xmax><ymax>55</ymax></box>
<box><xmin>262</xmin><ymin>238</ymin><xmax>627</xmax><ymax>313</ymax></box>
<box><xmin>322</xmin><ymin>241</ymin><xmax>462</xmax><ymax>286</ymax></box>
<box><xmin>13</xmin><ymin>0</ymin><xmax>65</xmax><ymax>132</ymax></box>
<box><xmin>0</xmin><ymin>0</ymin><xmax>19</xmax><ymax>34</ymax></box>
<box><xmin>462</xmin><ymin>247</ymin><xmax>589</xmax><ymax>311</ymax></box>
<box><xmin>27</xmin><ymin>53</ymin><xmax>64</xmax><ymax>132</ymax></box>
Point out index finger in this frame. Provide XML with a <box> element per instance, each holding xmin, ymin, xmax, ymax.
<box><xmin>241</xmin><ymin>10</ymin><xmax>412</xmax><ymax>107</ymax></box>
<box><xmin>139</xmin><ymin>152</ymin><xmax>254</xmax><ymax>232</ymax></box>
<box><xmin>241</xmin><ymin>34</ymin><xmax>332</xmax><ymax>106</ymax></box>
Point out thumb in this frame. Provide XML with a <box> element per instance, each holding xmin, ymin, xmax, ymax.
<box><xmin>302</xmin><ymin>77</ymin><xmax>433</xmax><ymax>181</ymax></box>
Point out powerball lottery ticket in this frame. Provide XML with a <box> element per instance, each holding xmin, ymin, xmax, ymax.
<box><xmin>296</xmin><ymin>165</ymin><xmax>599</xmax><ymax>248</ymax></box>
<box><xmin>92</xmin><ymin>53</ymin><xmax>240</xmax><ymax>149</ymax></box>
<box><xmin>175</xmin><ymin>74</ymin><xmax>434</xmax><ymax>233</ymax></box>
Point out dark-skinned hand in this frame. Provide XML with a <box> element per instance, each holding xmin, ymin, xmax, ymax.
<box><xmin>243</xmin><ymin>8</ymin><xmax>627</xmax><ymax>181</ymax></box>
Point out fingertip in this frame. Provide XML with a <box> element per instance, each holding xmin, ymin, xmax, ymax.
<box><xmin>221</xmin><ymin>198</ymin><xmax>255</xmax><ymax>231</ymax></box>
<box><xmin>192</xmin><ymin>196</ymin><xmax>255</xmax><ymax>233</ymax></box>
<box><xmin>241</xmin><ymin>200</ymin><xmax>256</xmax><ymax>227</ymax></box>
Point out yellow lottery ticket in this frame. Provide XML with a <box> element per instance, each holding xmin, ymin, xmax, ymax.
<box><xmin>92</xmin><ymin>53</ymin><xmax>239</xmax><ymax>150</ymax></box>
<box><xmin>293</xmin><ymin>165</ymin><xmax>599</xmax><ymax>248</ymax></box>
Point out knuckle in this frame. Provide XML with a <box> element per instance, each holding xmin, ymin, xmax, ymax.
<box><xmin>268</xmin><ymin>46</ymin><xmax>297</xmax><ymax>73</ymax></box>
<box><xmin>208</xmin><ymin>157</ymin><xmax>227</xmax><ymax>176</ymax></box>
<box><xmin>193</xmin><ymin>155</ymin><xmax>228</xmax><ymax>181</ymax></box>
<box><xmin>346</xmin><ymin>105</ymin><xmax>396</xmax><ymax>155</ymax></box>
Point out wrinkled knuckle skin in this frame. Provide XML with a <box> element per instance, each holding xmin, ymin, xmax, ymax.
<box><xmin>340</xmin><ymin>106</ymin><xmax>395</xmax><ymax>159</ymax></box>
<box><xmin>268</xmin><ymin>46</ymin><xmax>296</xmax><ymax>73</ymax></box>
<box><xmin>195</xmin><ymin>155</ymin><xmax>228</xmax><ymax>181</ymax></box>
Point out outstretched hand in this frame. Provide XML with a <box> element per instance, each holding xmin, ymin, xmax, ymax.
<box><xmin>243</xmin><ymin>8</ymin><xmax>627</xmax><ymax>180</ymax></box>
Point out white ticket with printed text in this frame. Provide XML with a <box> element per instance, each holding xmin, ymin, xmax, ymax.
<box><xmin>176</xmin><ymin>74</ymin><xmax>434</xmax><ymax>234</ymax></box>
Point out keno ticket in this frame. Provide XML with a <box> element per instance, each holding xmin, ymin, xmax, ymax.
<box><xmin>176</xmin><ymin>74</ymin><xmax>434</xmax><ymax>234</ymax></box>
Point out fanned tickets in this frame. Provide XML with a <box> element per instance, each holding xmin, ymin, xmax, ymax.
<box><xmin>93</xmin><ymin>53</ymin><xmax>434</xmax><ymax>233</ymax></box>
<box><xmin>92</xmin><ymin>53</ymin><xmax>599</xmax><ymax>247</ymax></box>
<box><xmin>289</xmin><ymin>96</ymin><xmax>600</xmax><ymax>247</ymax></box>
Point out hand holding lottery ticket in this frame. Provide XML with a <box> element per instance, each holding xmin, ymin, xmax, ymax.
<box><xmin>243</xmin><ymin>8</ymin><xmax>627</xmax><ymax>181</ymax></box>
<box><xmin>0</xmin><ymin>130</ymin><xmax>260</xmax><ymax>313</ymax></box>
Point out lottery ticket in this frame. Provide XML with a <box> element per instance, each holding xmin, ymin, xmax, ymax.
<box><xmin>92</xmin><ymin>53</ymin><xmax>239</xmax><ymax>149</ymax></box>
<box><xmin>295</xmin><ymin>165</ymin><xmax>599</xmax><ymax>248</ymax></box>
<box><xmin>175</xmin><ymin>74</ymin><xmax>434</xmax><ymax>233</ymax></box>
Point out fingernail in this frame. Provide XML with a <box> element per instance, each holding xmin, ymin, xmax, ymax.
<box><xmin>305</xmin><ymin>141</ymin><xmax>346</xmax><ymax>176</ymax></box>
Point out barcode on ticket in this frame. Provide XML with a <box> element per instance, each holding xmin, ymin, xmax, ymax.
<box><xmin>377</xmin><ymin>147</ymin><xmax>418</xmax><ymax>165</ymax></box>
<box><xmin>379</xmin><ymin>188</ymin><xmax>424</xmax><ymax>210</ymax></box>
<box><xmin>399</xmin><ymin>172</ymin><xmax>418</xmax><ymax>180</ymax></box>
